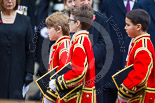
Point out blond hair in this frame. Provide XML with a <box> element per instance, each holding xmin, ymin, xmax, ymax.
<box><xmin>46</xmin><ymin>12</ymin><xmax>70</xmax><ymax>36</ymax></box>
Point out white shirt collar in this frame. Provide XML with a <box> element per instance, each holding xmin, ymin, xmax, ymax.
<box><xmin>70</xmin><ymin>30</ymin><xmax>88</xmax><ymax>42</ymax></box>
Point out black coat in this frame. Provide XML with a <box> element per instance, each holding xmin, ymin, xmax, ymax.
<box><xmin>89</xmin><ymin>11</ymin><xmax>110</xmax><ymax>71</ymax></box>
<box><xmin>88</xmin><ymin>11</ymin><xmax>110</xmax><ymax>103</ymax></box>
<box><xmin>0</xmin><ymin>13</ymin><xmax>35</xmax><ymax>99</ymax></box>
<box><xmin>35</xmin><ymin>0</ymin><xmax>63</xmax><ymax>26</ymax></box>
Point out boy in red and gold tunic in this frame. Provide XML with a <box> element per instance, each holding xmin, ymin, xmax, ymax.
<box><xmin>43</xmin><ymin>12</ymin><xmax>70</xmax><ymax>103</ymax></box>
<box><xmin>46</xmin><ymin>12</ymin><xmax>70</xmax><ymax>72</ymax></box>
<box><xmin>118</xmin><ymin>9</ymin><xmax>155</xmax><ymax>103</ymax></box>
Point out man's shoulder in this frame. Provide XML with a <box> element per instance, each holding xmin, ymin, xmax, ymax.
<box><xmin>94</xmin><ymin>11</ymin><xmax>108</xmax><ymax>22</ymax></box>
<box><xmin>94</xmin><ymin>11</ymin><xmax>107</xmax><ymax>18</ymax></box>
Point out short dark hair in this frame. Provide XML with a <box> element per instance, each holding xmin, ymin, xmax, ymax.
<box><xmin>0</xmin><ymin>0</ymin><xmax>20</xmax><ymax>11</ymax></box>
<box><xmin>126</xmin><ymin>9</ymin><xmax>150</xmax><ymax>32</ymax></box>
<box><xmin>46</xmin><ymin>12</ymin><xmax>70</xmax><ymax>36</ymax></box>
<box><xmin>70</xmin><ymin>5</ymin><xmax>93</xmax><ymax>30</ymax></box>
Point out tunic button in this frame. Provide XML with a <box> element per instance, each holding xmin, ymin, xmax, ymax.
<box><xmin>86</xmin><ymin>94</ymin><xmax>89</xmax><ymax>98</ymax></box>
<box><xmin>126</xmin><ymin>91</ymin><xmax>128</xmax><ymax>93</ymax></box>
<box><xmin>150</xmin><ymin>98</ymin><xmax>152</xmax><ymax>100</ymax></box>
<box><xmin>140</xmin><ymin>95</ymin><xmax>142</xmax><ymax>98</ymax></box>
<box><xmin>50</xmin><ymin>89</ymin><xmax>52</xmax><ymax>92</ymax></box>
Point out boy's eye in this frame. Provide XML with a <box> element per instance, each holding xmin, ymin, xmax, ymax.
<box><xmin>80</xmin><ymin>0</ymin><xmax>85</xmax><ymax>2</ymax></box>
<box><xmin>68</xmin><ymin>0</ymin><xmax>72</xmax><ymax>3</ymax></box>
<box><xmin>126</xmin><ymin>23</ymin><xmax>130</xmax><ymax>26</ymax></box>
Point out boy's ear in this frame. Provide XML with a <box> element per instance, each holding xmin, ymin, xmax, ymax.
<box><xmin>56</xmin><ymin>26</ymin><xmax>62</xmax><ymax>32</ymax></box>
<box><xmin>76</xmin><ymin>20</ymin><xmax>81</xmax><ymax>28</ymax></box>
<box><xmin>136</xmin><ymin>24</ymin><xmax>142</xmax><ymax>31</ymax></box>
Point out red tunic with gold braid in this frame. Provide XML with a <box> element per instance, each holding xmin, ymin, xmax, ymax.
<box><xmin>49</xmin><ymin>36</ymin><xmax>70</xmax><ymax>71</ymax></box>
<box><xmin>42</xmin><ymin>36</ymin><xmax>70</xmax><ymax>103</ymax></box>
<box><xmin>118</xmin><ymin>34</ymin><xmax>155</xmax><ymax>103</ymax></box>
<box><xmin>55</xmin><ymin>30</ymin><xmax>96</xmax><ymax>103</ymax></box>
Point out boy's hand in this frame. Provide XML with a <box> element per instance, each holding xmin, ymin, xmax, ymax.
<box><xmin>44</xmin><ymin>97</ymin><xmax>54</xmax><ymax>103</ymax></box>
<box><xmin>118</xmin><ymin>95</ymin><xmax>129</xmax><ymax>102</ymax></box>
<box><xmin>49</xmin><ymin>79</ymin><xmax>56</xmax><ymax>91</ymax></box>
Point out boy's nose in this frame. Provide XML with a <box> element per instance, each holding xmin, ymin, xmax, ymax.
<box><xmin>72</xmin><ymin>1</ymin><xmax>75</xmax><ymax>7</ymax></box>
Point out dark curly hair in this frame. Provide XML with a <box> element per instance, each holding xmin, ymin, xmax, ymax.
<box><xmin>70</xmin><ymin>5</ymin><xmax>94</xmax><ymax>30</ymax></box>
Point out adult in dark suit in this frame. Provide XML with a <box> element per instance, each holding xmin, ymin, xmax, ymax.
<box><xmin>0</xmin><ymin>0</ymin><xmax>34</xmax><ymax>99</ymax></box>
<box><xmin>73</xmin><ymin>0</ymin><xmax>111</xmax><ymax>103</ymax></box>
<box><xmin>36</xmin><ymin>0</ymin><xmax>64</xmax><ymax>26</ymax></box>
<box><xmin>19</xmin><ymin>0</ymin><xmax>36</xmax><ymax>31</ymax></box>
<box><xmin>28</xmin><ymin>0</ymin><xmax>50</xmax><ymax>100</ymax></box>
<box><xmin>34</xmin><ymin>0</ymin><xmax>50</xmax><ymax>77</ymax></box>
<box><xmin>136</xmin><ymin>0</ymin><xmax>155</xmax><ymax>46</ymax></box>
<box><xmin>100</xmin><ymin>0</ymin><xmax>140</xmax><ymax>102</ymax></box>
<box><xmin>35</xmin><ymin>0</ymin><xmax>49</xmax><ymax>27</ymax></box>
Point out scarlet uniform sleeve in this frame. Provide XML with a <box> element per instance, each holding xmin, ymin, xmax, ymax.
<box><xmin>118</xmin><ymin>48</ymin><xmax>153</xmax><ymax>100</ymax></box>
<box><xmin>54</xmin><ymin>37</ymin><xmax>88</xmax><ymax>91</ymax></box>
<box><xmin>64</xmin><ymin>43</ymin><xmax>87</xmax><ymax>86</ymax></box>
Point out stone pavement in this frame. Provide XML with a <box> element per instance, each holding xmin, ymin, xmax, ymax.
<box><xmin>0</xmin><ymin>99</ymin><xmax>41</xmax><ymax>103</ymax></box>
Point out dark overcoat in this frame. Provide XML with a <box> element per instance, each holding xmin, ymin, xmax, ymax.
<box><xmin>88</xmin><ymin>11</ymin><xmax>110</xmax><ymax>103</ymax></box>
<box><xmin>0</xmin><ymin>13</ymin><xmax>35</xmax><ymax>99</ymax></box>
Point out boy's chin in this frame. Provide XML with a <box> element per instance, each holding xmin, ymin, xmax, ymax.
<box><xmin>49</xmin><ymin>38</ymin><xmax>55</xmax><ymax>41</ymax></box>
<box><xmin>70</xmin><ymin>29</ymin><xmax>76</xmax><ymax>33</ymax></box>
<box><xmin>128</xmin><ymin>35</ymin><xmax>134</xmax><ymax>38</ymax></box>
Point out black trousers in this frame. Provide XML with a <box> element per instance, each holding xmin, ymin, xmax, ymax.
<box><xmin>102</xmin><ymin>88</ymin><xmax>117</xmax><ymax>103</ymax></box>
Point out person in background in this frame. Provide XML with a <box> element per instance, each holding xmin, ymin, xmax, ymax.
<box><xmin>0</xmin><ymin>0</ymin><xmax>34</xmax><ymax>100</ymax></box>
<box><xmin>17</xmin><ymin>0</ymin><xmax>36</xmax><ymax>31</ymax></box>
<box><xmin>72</xmin><ymin>0</ymin><xmax>110</xmax><ymax>103</ymax></box>
<box><xmin>118</xmin><ymin>9</ymin><xmax>155</xmax><ymax>103</ymax></box>
<box><xmin>64</xmin><ymin>0</ymin><xmax>73</xmax><ymax>10</ymax></box>
<box><xmin>36</xmin><ymin>0</ymin><xmax>64</xmax><ymax>27</ymax></box>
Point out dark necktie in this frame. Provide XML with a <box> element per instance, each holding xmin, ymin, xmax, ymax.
<box><xmin>126</xmin><ymin>0</ymin><xmax>130</xmax><ymax>12</ymax></box>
